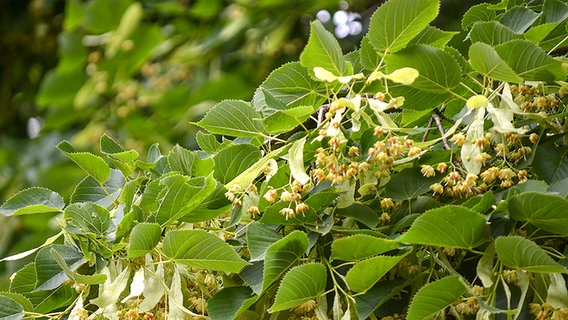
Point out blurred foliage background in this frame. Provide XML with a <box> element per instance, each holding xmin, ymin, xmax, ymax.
<box><xmin>0</xmin><ymin>0</ymin><xmax>484</xmax><ymax>290</ymax></box>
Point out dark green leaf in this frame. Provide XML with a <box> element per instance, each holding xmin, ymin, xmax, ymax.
<box><xmin>532</xmin><ymin>144</ymin><xmax>568</xmax><ymax>183</ymax></box>
<box><xmin>542</xmin><ymin>0</ymin><xmax>568</xmax><ymax>23</ymax></box>
<box><xmin>509</xmin><ymin>193</ymin><xmax>568</xmax><ymax>235</ymax></box>
<box><xmin>495</xmin><ymin>40</ymin><xmax>567</xmax><ymax>81</ymax></box>
<box><xmin>163</xmin><ymin>229</ymin><xmax>249</xmax><ymax>273</ymax></box>
<box><xmin>406</xmin><ymin>276</ymin><xmax>468</xmax><ymax>320</ymax></box>
<box><xmin>0</xmin><ymin>296</ymin><xmax>24</xmax><ymax>320</ymax></box>
<box><xmin>34</xmin><ymin>245</ymin><xmax>84</xmax><ymax>291</ymax></box>
<box><xmin>335</xmin><ymin>204</ymin><xmax>380</xmax><ymax>228</ymax></box>
<box><xmin>70</xmin><ymin>169</ymin><xmax>125</xmax><ymax>207</ymax></box>
<box><xmin>399</xmin><ymin>205</ymin><xmax>489</xmax><ymax>249</ymax></box>
<box><xmin>346</xmin><ymin>253</ymin><xmax>408</xmax><ymax>293</ymax></box>
<box><xmin>500</xmin><ymin>6</ymin><xmax>540</xmax><ymax>33</ymax></box>
<box><xmin>27</xmin><ymin>285</ymin><xmax>76</xmax><ymax>314</ymax></box>
<box><xmin>368</xmin><ymin>0</ymin><xmax>440</xmax><ymax>54</ymax></box>
<box><xmin>495</xmin><ymin>236</ymin><xmax>567</xmax><ymax>273</ymax></box>
<box><xmin>64</xmin><ymin>202</ymin><xmax>113</xmax><ymax>235</ymax></box>
<box><xmin>100</xmin><ymin>134</ymin><xmax>139</xmax><ymax>162</ymax></box>
<box><xmin>384</xmin><ymin>167</ymin><xmax>440</xmax><ymax>201</ymax></box>
<box><xmin>469</xmin><ymin>21</ymin><xmax>521</xmax><ymax>45</ymax></box>
<box><xmin>0</xmin><ymin>293</ymin><xmax>32</xmax><ymax>313</ymax></box>
<box><xmin>269</xmin><ymin>263</ymin><xmax>327</xmax><ymax>312</ymax></box>
<box><xmin>207</xmin><ymin>287</ymin><xmax>255</xmax><ymax>320</ymax></box>
<box><xmin>0</xmin><ymin>187</ymin><xmax>64</xmax><ymax>216</ymax></box>
<box><xmin>127</xmin><ymin>223</ymin><xmax>162</xmax><ymax>258</ymax></box>
<box><xmin>246</xmin><ymin>223</ymin><xmax>283</xmax><ymax>262</ymax></box>
<box><xmin>355</xmin><ymin>278</ymin><xmax>409</xmax><ymax>319</ymax></box>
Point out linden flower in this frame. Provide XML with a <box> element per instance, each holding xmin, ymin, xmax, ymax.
<box><xmin>408</xmin><ymin>146</ymin><xmax>422</xmax><ymax>157</ymax></box>
<box><xmin>279</xmin><ymin>208</ymin><xmax>295</xmax><ymax>220</ymax></box>
<box><xmin>420</xmin><ymin>165</ymin><xmax>435</xmax><ymax>177</ymax></box>
<box><xmin>451</xmin><ymin>133</ymin><xmax>466</xmax><ymax>146</ymax></box>
<box><xmin>436</xmin><ymin>162</ymin><xmax>448</xmax><ymax>173</ymax></box>
<box><xmin>280</xmin><ymin>191</ymin><xmax>292</xmax><ymax>202</ymax></box>
<box><xmin>246</xmin><ymin>206</ymin><xmax>260</xmax><ymax>217</ymax></box>
<box><xmin>263</xmin><ymin>188</ymin><xmax>278</xmax><ymax>203</ymax></box>
<box><xmin>380</xmin><ymin>197</ymin><xmax>395</xmax><ymax>210</ymax></box>
<box><xmin>295</xmin><ymin>203</ymin><xmax>309</xmax><ymax>216</ymax></box>
<box><xmin>430</xmin><ymin>183</ymin><xmax>444</xmax><ymax>194</ymax></box>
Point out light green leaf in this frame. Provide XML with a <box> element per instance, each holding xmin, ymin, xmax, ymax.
<box><xmin>225</xmin><ymin>145</ymin><xmax>289</xmax><ymax>191</ymax></box>
<box><xmin>27</xmin><ymin>285</ymin><xmax>76</xmax><ymax>314</ymax></box>
<box><xmin>72</xmin><ymin>273</ymin><xmax>107</xmax><ymax>285</ymax></box>
<box><xmin>127</xmin><ymin>223</ymin><xmax>162</xmax><ymax>258</ymax></box>
<box><xmin>388</xmin><ymin>85</ymin><xmax>449</xmax><ymax>111</ymax></box>
<box><xmin>509</xmin><ymin>193</ymin><xmax>568</xmax><ymax>235</ymax></box>
<box><xmin>469</xmin><ymin>21</ymin><xmax>521</xmax><ymax>45</ymax></box>
<box><xmin>346</xmin><ymin>253</ymin><xmax>408</xmax><ymax>293</ymax></box>
<box><xmin>163</xmin><ymin>229</ymin><xmax>249</xmax><ymax>273</ymax></box>
<box><xmin>139</xmin><ymin>259</ymin><xmax>165</xmax><ymax>312</ymax></box>
<box><xmin>252</xmin><ymin>62</ymin><xmax>327</xmax><ymax>110</ymax></box>
<box><xmin>70</xmin><ymin>169</ymin><xmax>124</xmax><ymax>208</ymax></box>
<box><xmin>264</xmin><ymin>105</ymin><xmax>314</xmax><ymax>135</ymax></box>
<box><xmin>0</xmin><ymin>293</ymin><xmax>31</xmax><ymax>313</ymax></box>
<box><xmin>288</xmin><ymin>137</ymin><xmax>311</xmax><ymax>186</ymax></box>
<box><xmin>477</xmin><ymin>242</ymin><xmax>496</xmax><ymax>288</ymax></box>
<box><xmin>9</xmin><ymin>264</ymin><xmax>37</xmax><ymax>294</ymax></box>
<box><xmin>64</xmin><ymin>202</ymin><xmax>113</xmax><ymax>235</ymax></box>
<box><xmin>34</xmin><ymin>245</ymin><xmax>84</xmax><ymax>292</ymax></box>
<box><xmin>167</xmin><ymin>145</ymin><xmax>196</xmax><ymax>175</ymax></box>
<box><xmin>495</xmin><ymin>236</ymin><xmax>567</xmax><ymax>273</ymax></box>
<box><xmin>360</xmin><ymin>36</ymin><xmax>380</xmax><ymax>71</ymax></box>
<box><xmin>500</xmin><ymin>6</ymin><xmax>540</xmax><ymax>34</ymax></box>
<box><xmin>90</xmin><ymin>266</ymin><xmax>130</xmax><ymax>312</ymax></box>
<box><xmin>525</xmin><ymin>22</ymin><xmax>562</xmax><ymax>43</ymax></box>
<box><xmin>332</xmin><ymin>235</ymin><xmax>401</xmax><ymax>261</ymax></box>
<box><xmin>406</xmin><ymin>276</ymin><xmax>468</xmax><ymax>320</ymax></box>
<box><xmin>0</xmin><ymin>187</ymin><xmax>64</xmax><ymax>216</ymax></box>
<box><xmin>214</xmin><ymin>144</ymin><xmax>262</xmax><ymax>185</ymax></box>
<box><xmin>368</xmin><ymin>0</ymin><xmax>440</xmax><ymax>54</ymax></box>
<box><xmin>246</xmin><ymin>223</ymin><xmax>283</xmax><ymax>262</ymax></box>
<box><xmin>196</xmin><ymin>100</ymin><xmax>265</xmax><ymax>138</ymax></box>
<box><xmin>495</xmin><ymin>40</ymin><xmax>567</xmax><ymax>81</ymax></box>
<box><xmin>386</xmin><ymin>45</ymin><xmax>461</xmax><ymax>93</ymax></box>
<box><xmin>462</xmin><ymin>3</ymin><xmax>496</xmax><ymax>30</ymax></box>
<box><xmin>57</xmin><ymin>141</ymin><xmax>111</xmax><ymax>183</ymax></box>
<box><xmin>408</xmin><ymin>26</ymin><xmax>458</xmax><ymax>48</ymax></box>
<box><xmin>196</xmin><ymin>132</ymin><xmax>224</xmax><ymax>154</ymax></box>
<box><xmin>207</xmin><ymin>286</ymin><xmax>255</xmax><ymax>320</ymax></box>
<box><xmin>300</xmin><ymin>20</ymin><xmax>346</xmax><ymax>76</ymax></box>
<box><xmin>468</xmin><ymin>42</ymin><xmax>523</xmax><ymax>83</ymax></box>
<box><xmin>461</xmin><ymin>106</ymin><xmax>485</xmax><ymax>175</ymax></box>
<box><xmin>263</xmin><ymin>230</ymin><xmax>309</xmax><ymax>291</ymax></box>
<box><xmin>399</xmin><ymin>205</ymin><xmax>489</xmax><ymax>249</ymax></box>
<box><xmin>269</xmin><ymin>263</ymin><xmax>327</xmax><ymax>312</ymax></box>
<box><xmin>0</xmin><ymin>296</ymin><xmax>24</xmax><ymax>320</ymax></box>
<box><xmin>384</xmin><ymin>167</ymin><xmax>440</xmax><ymax>201</ymax></box>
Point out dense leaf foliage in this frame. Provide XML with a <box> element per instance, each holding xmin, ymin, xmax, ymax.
<box><xmin>2</xmin><ymin>0</ymin><xmax>568</xmax><ymax>319</ymax></box>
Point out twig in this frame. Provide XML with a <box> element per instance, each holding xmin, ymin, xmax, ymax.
<box><xmin>433</xmin><ymin>113</ymin><xmax>451</xmax><ymax>150</ymax></box>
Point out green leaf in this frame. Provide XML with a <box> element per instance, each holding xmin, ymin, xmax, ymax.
<box><xmin>262</xmin><ymin>230</ymin><xmax>309</xmax><ymax>291</ymax></box>
<box><xmin>388</xmin><ymin>85</ymin><xmax>449</xmax><ymax>111</ymax></box>
<box><xmin>386</xmin><ymin>45</ymin><xmax>461</xmax><ymax>93</ymax></box>
<box><xmin>57</xmin><ymin>141</ymin><xmax>111</xmax><ymax>183</ymax></box>
<box><xmin>252</xmin><ymin>62</ymin><xmax>327</xmax><ymax>110</ymax></box>
<box><xmin>495</xmin><ymin>236</ymin><xmax>567</xmax><ymax>273</ymax></box>
<box><xmin>100</xmin><ymin>134</ymin><xmax>139</xmax><ymax>162</ymax></box>
<box><xmin>406</xmin><ymin>276</ymin><xmax>468</xmax><ymax>320</ymax></box>
<box><xmin>346</xmin><ymin>253</ymin><xmax>408</xmax><ymax>293</ymax></box>
<box><xmin>462</xmin><ymin>3</ymin><xmax>496</xmax><ymax>30</ymax></box>
<box><xmin>360</xmin><ymin>36</ymin><xmax>380</xmax><ymax>71</ymax></box>
<box><xmin>384</xmin><ymin>167</ymin><xmax>440</xmax><ymax>201</ymax></box>
<box><xmin>495</xmin><ymin>40</ymin><xmax>567</xmax><ymax>81</ymax></box>
<box><xmin>9</xmin><ymin>264</ymin><xmax>37</xmax><ymax>294</ymax></box>
<box><xmin>269</xmin><ymin>263</ymin><xmax>327</xmax><ymax>312</ymax></box>
<box><xmin>468</xmin><ymin>42</ymin><xmax>523</xmax><ymax>83</ymax></box>
<box><xmin>163</xmin><ymin>229</ymin><xmax>248</xmax><ymax>273</ymax></box>
<box><xmin>469</xmin><ymin>21</ymin><xmax>521</xmax><ymax>45</ymax></box>
<box><xmin>0</xmin><ymin>187</ymin><xmax>64</xmax><ymax>216</ymax></box>
<box><xmin>70</xmin><ymin>169</ymin><xmax>124</xmax><ymax>208</ymax></box>
<box><xmin>27</xmin><ymin>285</ymin><xmax>76</xmax><ymax>314</ymax></box>
<box><xmin>64</xmin><ymin>202</ymin><xmax>113</xmax><ymax>235</ymax></box>
<box><xmin>355</xmin><ymin>278</ymin><xmax>409</xmax><ymax>319</ymax></box>
<box><xmin>263</xmin><ymin>105</ymin><xmax>314</xmax><ymax>135</ymax></box>
<box><xmin>525</xmin><ymin>22</ymin><xmax>562</xmax><ymax>43</ymax></box>
<box><xmin>34</xmin><ymin>245</ymin><xmax>84</xmax><ymax>291</ymax></box>
<box><xmin>127</xmin><ymin>223</ymin><xmax>162</xmax><ymax>258</ymax></box>
<box><xmin>225</xmin><ymin>145</ymin><xmax>289</xmax><ymax>191</ymax></box>
<box><xmin>509</xmin><ymin>193</ymin><xmax>568</xmax><ymax>235</ymax></box>
<box><xmin>214</xmin><ymin>144</ymin><xmax>262</xmax><ymax>185</ymax></box>
<box><xmin>408</xmin><ymin>26</ymin><xmax>458</xmax><ymax>48</ymax></box>
<box><xmin>532</xmin><ymin>144</ymin><xmax>568</xmax><ymax>183</ymax></box>
<box><xmin>73</xmin><ymin>273</ymin><xmax>107</xmax><ymax>285</ymax></box>
<box><xmin>207</xmin><ymin>286</ymin><xmax>254</xmax><ymax>320</ymax></box>
<box><xmin>246</xmin><ymin>223</ymin><xmax>283</xmax><ymax>262</ymax></box>
<box><xmin>300</xmin><ymin>20</ymin><xmax>346</xmax><ymax>76</ymax></box>
<box><xmin>0</xmin><ymin>294</ymin><xmax>31</xmax><ymax>313</ymax></box>
<box><xmin>0</xmin><ymin>296</ymin><xmax>24</xmax><ymax>320</ymax></box>
<box><xmin>399</xmin><ymin>205</ymin><xmax>489</xmax><ymax>249</ymax></box>
<box><xmin>368</xmin><ymin>0</ymin><xmax>440</xmax><ymax>54</ymax></box>
<box><xmin>332</xmin><ymin>235</ymin><xmax>401</xmax><ymax>261</ymax></box>
<box><xmin>149</xmin><ymin>174</ymin><xmax>216</xmax><ymax>226</ymax></box>
<box><xmin>500</xmin><ymin>6</ymin><xmax>540</xmax><ymax>34</ymax></box>
<box><xmin>196</xmin><ymin>100</ymin><xmax>265</xmax><ymax>138</ymax></box>
<box><xmin>543</xmin><ymin>0</ymin><xmax>568</xmax><ymax>23</ymax></box>
<box><xmin>196</xmin><ymin>132</ymin><xmax>223</xmax><ymax>154</ymax></box>
<box><xmin>335</xmin><ymin>204</ymin><xmax>380</xmax><ymax>228</ymax></box>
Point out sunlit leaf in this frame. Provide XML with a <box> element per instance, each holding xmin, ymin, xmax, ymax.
<box><xmin>495</xmin><ymin>40</ymin><xmax>567</xmax><ymax>81</ymax></box>
<box><xmin>408</xmin><ymin>26</ymin><xmax>458</xmax><ymax>48</ymax></box>
<box><xmin>163</xmin><ymin>229</ymin><xmax>249</xmax><ymax>273</ymax></box>
<box><xmin>462</xmin><ymin>3</ymin><xmax>496</xmax><ymax>30</ymax></box>
<box><xmin>368</xmin><ymin>0</ymin><xmax>440</xmax><ymax>54</ymax></box>
<box><xmin>495</xmin><ymin>236</ymin><xmax>567</xmax><ymax>273</ymax></box>
<box><xmin>399</xmin><ymin>205</ymin><xmax>489</xmax><ymax>249</ymax></box>
<box><xmin>214</xmin><ymin>144</ymin><xmax>261</xmax><ymax>185</ymax></box>
<box><xmin>499</xmin><ymin>6</ymin><xmax>540</xmax><ymax>33</ymax></box>
<box><xmin>127</xmin><ymin>223</ymin><xmax>162</xmax><ymax>258</ymax></box>
<box><xmin>406</xmin><ymin>276</ymin><xmax>468</xmax><ymax>320</ymax></box>
<box><xmin>300</xmin><ymin>20</ymin><xmax>347</xmax><ymax>76</ymax></box>
<box><xmin>288</xmin><ymin>137</ymin><xmax>311</xmax><ymax>186</ymax></box>
<box><xmin>469</xmin><ymin>21</ymin><xmax>521</xmax><ymax>45</ymax></box>
<box><xmin>269</xmin><ymin>263</ymin><xmax>327</xmax><ymax>312</ymax></box>
<box><xmin>70</xmin><ymin>169</ymin><xmax>124</xmax><ymax>207</ymax></box>
<box><xmin>196</xmin><ymin>100</ymin><xmax>265</xmax><ymax>138</ymax></box>
<box><xmin>468</xmin><ymin>42</ymin><xmax>523</xmax><ymax>83</ymax></box>
<box><xmin>0</xmin><ymin>187</ymin><xmax>64</xmax><ymax>216</ymax></box>
<box><xmin>332</xmin><ymin>235</ymin><xmax>401</xmax><ymax>261</ymax></box>
<box><xmin>58</xmin><ymin>141</ymin><xmax>111</xmax><ymax>183</ymax></box>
